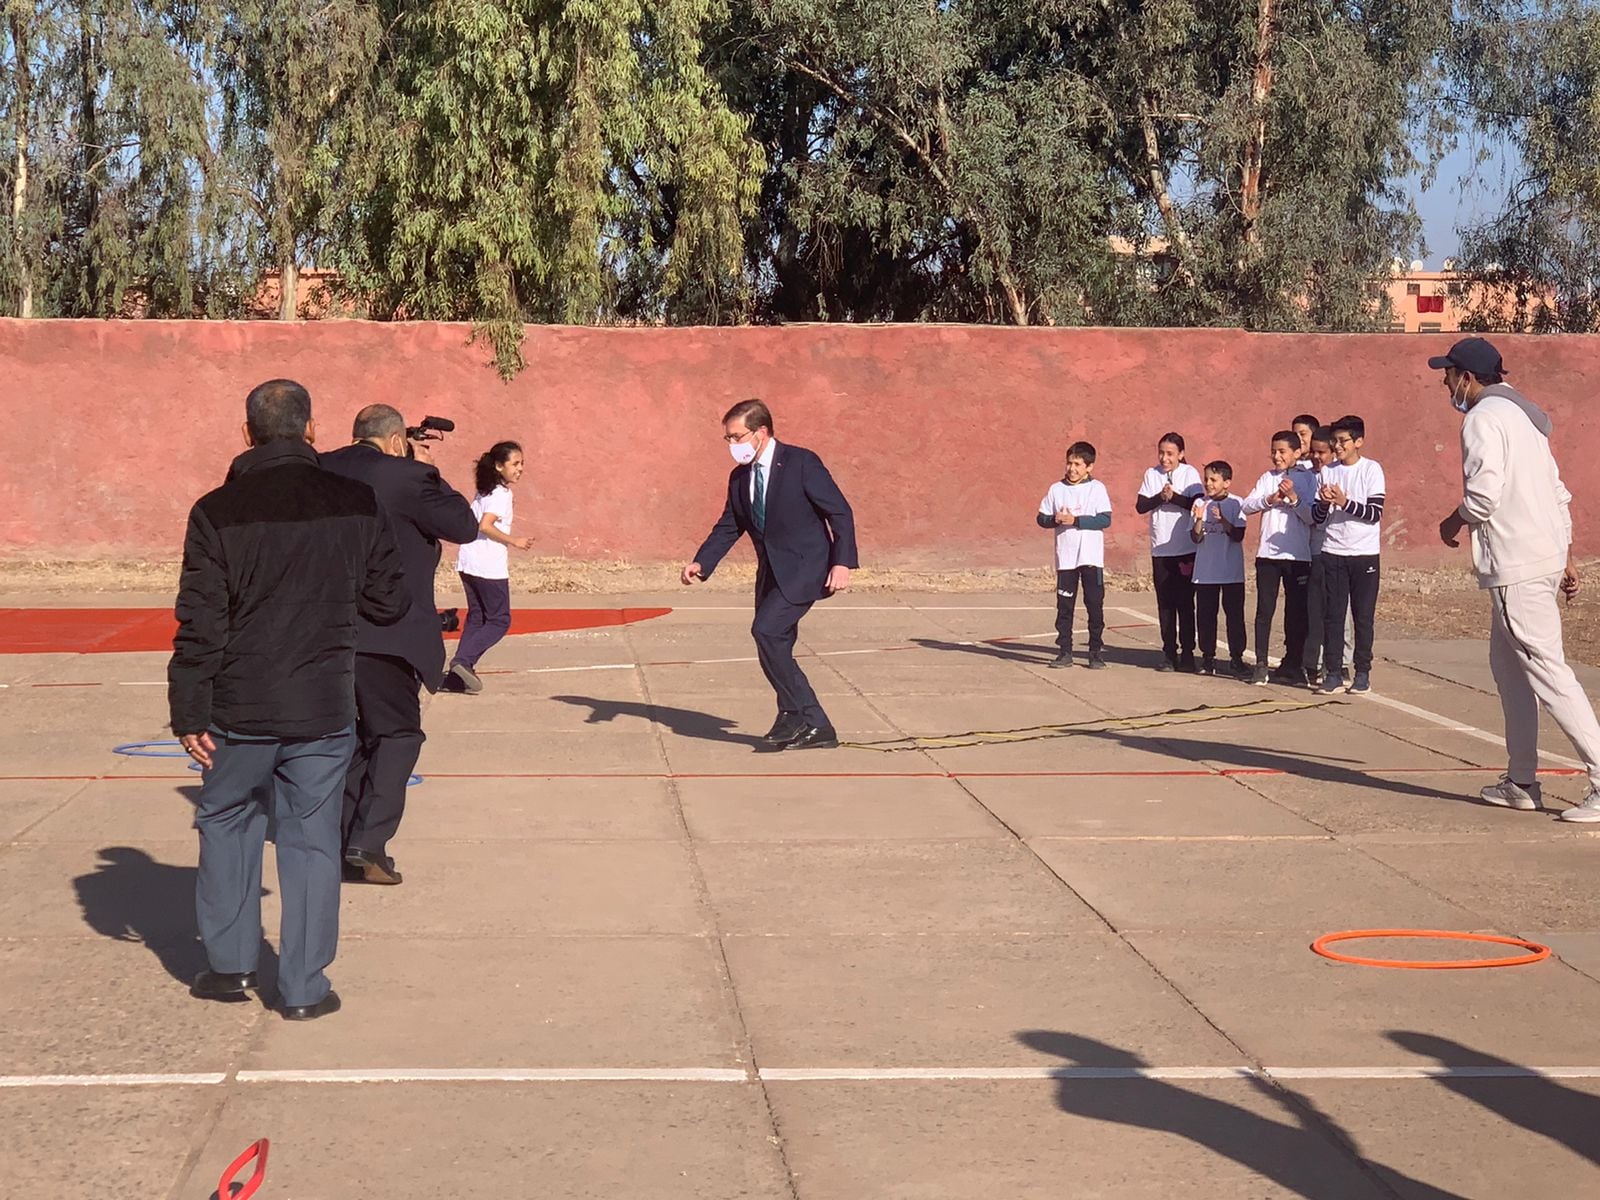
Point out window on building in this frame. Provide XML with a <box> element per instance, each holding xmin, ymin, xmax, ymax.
<box><xmin>1420</xmin><ymin>322</ymin><xmax>1443</xmax><ymax>333</ymax></box>
<box><xmin>1406</xmin><ymin>282</ymin><xmax>1421</xmax><ymax>296</ymax></box>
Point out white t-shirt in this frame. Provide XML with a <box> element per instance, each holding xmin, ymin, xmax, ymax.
<box><xmin>1039</xmin><ymin>479</ymin><xmax>1111</xmax><ymax>570</ymax></box>
<box><xmin>1316</xmin><ymin>458</ymin><xmax>1386</xmax><ymax>557</ymax></box>
<box><xmin>457</xmin><ymin>485</ymin><xmax>513</xmax><ymax>579</ymax></box>
<box><xmin>1191</xmin><ymin>495</ymin><xmax>1246</xmax><ymax>584</ymax></box>
<box><xmin>1240</xmin><ymin>469</ymin><xmax>1317</xmax><ymax>561</ymax></box>
<box><xmin>1139</xmin><ymin>464</ymin><xmax>1205</xmax><ymax>556</ymax></box>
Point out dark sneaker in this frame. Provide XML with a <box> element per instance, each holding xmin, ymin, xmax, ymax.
<box><xmin>448</xmin><ymin>662</ymin><xmax>483</xmax><ymax>694</ymax></box>
<box><xmin>1200</xmin><ymin>657</ymin><xmax>1216</xmax><ymax>676</ymax></box>
<box><xmin>1178</xmin><ymin>655</ymin><xmax>1200</xmax><ymax>674</ymax></box>
<box><xmin>1229</xmin><ymin>659</ymin><xmax>1251</xmax><ymax>679</ymax></box>
<box><xmin>1086</xmin><ymin>653</ymin><xmax>1107</xmax><ymax>670</ymax></box>
<box><xmin>1320</xmin><ymin>673</ymin><xmax>1346</xmax><ymax>694</ymax></box>
<box><xmin>1252</xmin><ymin>665</ymin><xmax>1270</xmax><ymax>686</ymax></box>
<box><xmin>1157</xmin><ymin>658</ymin><xmax>1177</xmax><ymax>673</ymax></box>
<box><xmin>1349</xmin><ymin>672</ymin><xmax>1371</xmax><ymax>694</ymax></box>
<box><xmin>1049</xmin><ymin>652</ymin><xmax>1074</xmax><ymax>669</ymax></box>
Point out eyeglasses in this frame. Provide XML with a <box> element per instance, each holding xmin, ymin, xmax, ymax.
<box><xmin>1331</xmin><ymin>436</ymin><xmax>1356</xmax><ymax>447</ymax></box>
<box><xmin>723</xmin><ymin>429</ymin><xmax>757</xmax><ymax>444</ymax></box>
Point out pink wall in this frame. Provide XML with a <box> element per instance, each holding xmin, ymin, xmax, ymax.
<box><xmin>3</xmin><ymin>319</ymin><xmax>1595</xmax><ymax>570</ymax></box>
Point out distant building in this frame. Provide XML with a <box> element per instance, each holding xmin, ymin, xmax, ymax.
<box><xmin>1374</xmin><ymin>261</ymin><xmax>1559</xmax><ymax>334</ymax></box>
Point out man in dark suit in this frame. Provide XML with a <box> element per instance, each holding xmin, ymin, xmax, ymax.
<box><xmin>682</xmin><ymin>398</ymin><xmax>858</xmax><ymax>749</ymax></box>
<box><xmin>322</xmin><ymin>405</ymin><xmax>479</xmax><ymax>883</ymax></box>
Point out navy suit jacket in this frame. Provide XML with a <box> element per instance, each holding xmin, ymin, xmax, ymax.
<box><xmin>694</xmin><ymin>442</ymin><xmax>859</xmax><ymax>604</ymax></box>
<box><xmin>320</xmin><ymin>443</ymin><xmax>479</xmax><ymax>690</ymax></box>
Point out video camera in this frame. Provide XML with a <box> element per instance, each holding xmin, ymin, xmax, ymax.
<box><xmin>406</xmin><ymin>415</ymin><xmax>454</xmax><ymax>443</ymax></box>
<box><xmin>405</xmin><ymin>415</ymin><xmax>454</xmax><ymax>460</ymax></box>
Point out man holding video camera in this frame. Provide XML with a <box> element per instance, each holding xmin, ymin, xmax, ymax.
<box><xmin>322</xmin><ymin>405</ymin><xmax>478</xmax><ymax>884</ymax></box>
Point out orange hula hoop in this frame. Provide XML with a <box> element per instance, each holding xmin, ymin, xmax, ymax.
<box><xmin>1311</xmin><ymin>929</ymin><xmax>1551</xmax><ymax>970</ymax></box>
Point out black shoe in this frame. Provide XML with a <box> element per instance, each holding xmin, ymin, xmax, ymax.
<box><xmin>281</xmin><ymin>989</ymin><xmax>342</xmax><ymax>1022</ymax></box>
<box><xmin>1157</xmin><ymin>658</ymin><xmax>1176</xmax><ymax>673</ymax></box>
<box><xmin>1200</xmin><ymin>657</ymin><xmax>1216</xmax><ymax>675</ymax></box>
<box><xmin>783</xmin><ymin>726</ymin><xmax>839</xmax><ymax>751</ymax></box>
<box><xmin>448</xmin><ymin>661</ymin><xmax>483</xmax><ymax>694</ymax></box>
<box><xmin>1229</xmin><ymin>659</ymin><xmax>1251</xmax><ymax>679</ymax></box>
<box><xmin>190</xmin><ymin>969</ymin><xmax>259</xmax><ymax>1002</ymax></box>
<box><xmin>1086</xmin><ymin>653</ymin><xmax>1107</xmax><ymax>670</ymax></box>
<box><xmin>763</xmin><ymin>714</ymin><xmax>808</xmax><ymax>746</ymax></box>
<box><xmin>344</xmin><ymin>848</ymin><xmax>403</xmax><ymax>885</ymax></box>
<box><xmin>1269</xmin><ymin>668</ymin><xmax>1302</xmax><ymax>686</ymax></box>
<box><xmin>1178</xmin><ymin>655</ymin><xmax>1200</xmax><ymax>674</ymax></box>
<box><xmin>1049</xmin><ymin>652</ymin><xmax>1074</xmax><ymax>668</ymax></box>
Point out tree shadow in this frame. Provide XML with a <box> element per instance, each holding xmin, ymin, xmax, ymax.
<box><xmin>1388</xmin><ymin>1031</ymin><xmax>1600</xmax><ymax>1167</ymax></box>
<box><xmin>550</xmin><ymin>695</ymin><xmax>769</xmax><ymax>748</ymax></box>
<box><xmin>1017</xmin><ymin>1031</ymin><xmax>1466</xmax><ymax>1199</ymax></box>
<box><xmin>72</xmin><ymin>846</ymin><xmax>277</xmax><ymax>996</ymax></box>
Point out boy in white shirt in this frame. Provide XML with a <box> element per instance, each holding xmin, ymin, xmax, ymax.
<box><xmin>1037</xmin><ymin>441</ymin><xmax>1113</xmax><ymax>669</ymax></box>
<box><xmin>1314</xmin><ymin>415</ymin><xmax>1385</xmax><ymax>694</ymax></box>
<box><xmin>1241</xmin><ymin>431</ymin><xmax>1317</xmax><ymax>685</ymax></box>
<box><xmin>1190</xmin><ymin>461</ymin><xmax>1249</xmax><ymax>677</ymax></box>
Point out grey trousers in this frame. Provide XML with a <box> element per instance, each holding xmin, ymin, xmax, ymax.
<box><xmin>194</xmin><ymin>727</ymin><xmax>354</xmax><ymax>1007</ymax></box>
<box><xmin>1490</xmin><ymin>573</ymin><xmax>1600</xmax><ymax>790</ymax></box>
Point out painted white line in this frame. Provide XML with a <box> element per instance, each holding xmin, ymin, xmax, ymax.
<box><xmin>1113</xmin><ymin>607</ymin><xmax>1587</xmax><ymax>771</ymax></box>
<box><xmin>4</xmin><ymin>1065</ymin><xmax>1600</xmax><ymax>1089</ymax></box>
<box><xmin>520</xmin><ymin>663</ymin><xmax>637</xmax><ymax>675</ymax></box>
<box><xmin>0</xmin><ymin>1073</ymin><xmax>227</xmax><ymax>1088</ymax></box>
<box><xmin>759</xmin><ymin>1067</ymin><xmax>1255</xmax><ymax>1081</ymax></box>
<box><xmin>236</xmin><ymin>1067</ymin><xmax>749</xmax><ymax>1084</ymax></box>
<box><xmin>1265</xmin><ymin>1066</ymin><xmax>1600</xmax><ymax>1080</ymax></box>
<box><xmin>1359</xmin><ymin>691</ymin><xmax>1584</xmax><ymax>769</ymax></box>
<box><xmin>117</xmin><ymin>681</ymin><xmax>165</xmax><ymax>686</ymax></box>
<box><xmin>518</xmin><ymin>634</ymin><xmax>1060</xmax><ymax>674</ymax></box>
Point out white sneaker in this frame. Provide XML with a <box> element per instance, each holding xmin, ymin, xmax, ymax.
<box><xmin>1479</xmin><ymin>776</ymin><xmax>1542</xmax><ymax>811</ymax></box>
<box><xmin>1558</xmin><ymin>788</ymin><xmax>1600</xmax><ymax>823</ymax></box>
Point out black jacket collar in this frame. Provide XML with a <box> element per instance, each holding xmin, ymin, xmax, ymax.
<box><xmin>228</xmin><ymin>439</ymin><xmax>320</xmax><ymax>479</ymax></box>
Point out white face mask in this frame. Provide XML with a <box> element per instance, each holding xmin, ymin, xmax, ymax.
<box><xmin>729</xmin><ymin>440</ymin><xmax>758</xmax><ymax>465</ymax></box>
<box><xmin>1449</xmin><ymin>373</ymin><xmax>1471</xmax><ymax>414</ymax></box>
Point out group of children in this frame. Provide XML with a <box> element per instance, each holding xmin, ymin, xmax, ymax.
<box><xmin>1038</xmin><ymin>416</ymin><xmax>1385</xmax><ymax>693</ymax></box>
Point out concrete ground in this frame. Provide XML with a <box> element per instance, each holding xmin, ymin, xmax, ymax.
<box><xmin>4</xmin><ymin>590</ymin><xmax>1600</xmax><ymax>1199</ymax></box>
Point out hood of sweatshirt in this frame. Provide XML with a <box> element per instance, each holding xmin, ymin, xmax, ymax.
<box><xmin>1477</xmin><ymin>383</ymin><xmax>1553</xmax><ymax>437</ymax></box>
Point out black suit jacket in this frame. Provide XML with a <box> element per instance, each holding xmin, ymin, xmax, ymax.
<box><xmin>320</xmin><ymin>443</ymin><xmax>479</xmax><ymax>690</ymax></box>
<box><xmin>694</xmin><ymin>442</ymin><xmax>858</xmax><ymax>604</ymax></box>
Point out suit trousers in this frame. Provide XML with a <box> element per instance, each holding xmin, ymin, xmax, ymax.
<box><xmin>1152</xmin><ymin>554</ymin><xmax>1196</xmax><ymax>662</ymax></box>
<box><xmin>195</xmin><ymin>727</ymin><xmax>353</xmax><ymax>1008</ymax></box>
<box><xmin>343</xmin><ymin>653</ymin><xmax>424</xmax><ymax>856</ymax></box>
<box><xmin>752</xmin><ymin>572</ymin><xmax>828</xmax><ymax>729</ymax></box>
<box><xmin>1055</xmin><ymin>566</ymin><xmax>1106</xmax><ymax>653</ymax></box>
<box><xmin>1254</xmin><ymin>558</ymin><xmax>1310</xmax><ymax>673</ymax></box>
<box><xmin>1490</xmin><ymin>572</ymin><xmax>1600</xmax><ymax>789</ymax></box>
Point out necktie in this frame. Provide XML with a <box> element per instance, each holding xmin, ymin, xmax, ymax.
<box><xmin>753</xmin><ymin>463</ymin><xmax>767</xmax><ymax>531</ymax></box>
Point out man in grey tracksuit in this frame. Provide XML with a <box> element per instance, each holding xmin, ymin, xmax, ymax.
<box><xmin>1433</xmin><ymin>338</ymin><xmax>1600</xmax><ymax>819</ymax></box>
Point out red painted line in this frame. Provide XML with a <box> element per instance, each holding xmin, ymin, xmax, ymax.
<box><xmin>0</xmin><ymin>607</ymin><xmax>672</xmax><ymax>655</ymax></box>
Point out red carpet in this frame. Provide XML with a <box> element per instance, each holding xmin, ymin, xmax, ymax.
<box><xmin>0</xmin><ymin>607</ymin><xmax>672</xmax><ymax>654</ymax></box>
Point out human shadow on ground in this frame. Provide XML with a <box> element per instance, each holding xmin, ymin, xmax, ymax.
<box><xmin>1389</xmin><ymin>1031</ymin><xmax>1600</xmax><ymax>1167</ymax></box>
<box><xmin>72</xmin><ymin>846</ymin><xmax>277</xmax><ymax>995</ymax></box>
<box><xmin>910</xmin><ymin>637</ymin><xmax>1172</xmax><ymax>671</ymax></box>
<box><xmin>1016</xmin><ymin>1031</ymin><xmax>1467</xmax><ymax>1200</ymax></box>
<box><xmin>550</xmin><ymin>695</ymin><xmax>769</xmax><ymax>748</ymax></box>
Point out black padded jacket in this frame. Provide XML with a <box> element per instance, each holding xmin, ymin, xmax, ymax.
<box><xmin>167</xmin><ymin>439</ymin><xmax>409</xmax><ymax>738</ymax></box>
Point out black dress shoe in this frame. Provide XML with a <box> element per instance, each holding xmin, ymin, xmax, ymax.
<box><xmin>345</xmin><ymin>848</ymin><xmax>403</xmax><ymax>885</ymax></box>
<box><xmin>763</xmin><ymin>714</ymin><xmax>808</xmax><ymax>746</ymax></box>
<box><xmin>190</xmin><ymin>969</ymin><xmax>259</xmax><ymax>1001</ymax></box>
<box><xmin>281</xmin><ymin>990</ymin><xmax>342</xmax><ymax>1021</ymax></box>
<box><xmin>783</xmin><ymin>726</ymin><xmax>839</xmax><ymax>750</ymax></box>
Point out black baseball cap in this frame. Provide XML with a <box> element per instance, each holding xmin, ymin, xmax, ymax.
<box><xmin>1428</xmin><ymin>336</ymin><xmax>1505</xmax><ymax>377</ymax></box>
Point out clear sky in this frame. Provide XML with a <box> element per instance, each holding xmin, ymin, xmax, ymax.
<box><xmin>1406</xmin><ymin>137</ymin><xmax>1518</xmax><ymax>266</ymax></box>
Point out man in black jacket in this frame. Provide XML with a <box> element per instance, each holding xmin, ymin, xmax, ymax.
<box><xmin>169</xmin><ymin>380</ymin><xmax>408</xmax><ymax>1021</ymax></box>
<box><xmin>322</xmin><ymin>405</ymin><xmax>478</xmax><ymax>884</ymax></box>
<box><xmin>682</xmin><ymin>398</ymin><xmax>858</xmax><ymax>749</ymax></box>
